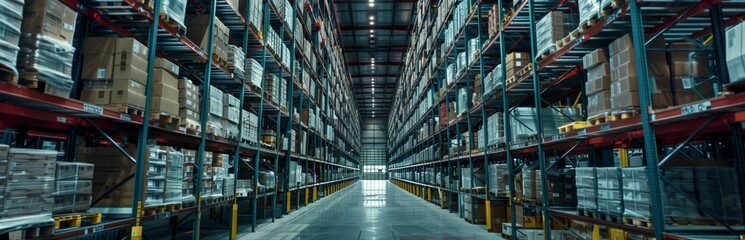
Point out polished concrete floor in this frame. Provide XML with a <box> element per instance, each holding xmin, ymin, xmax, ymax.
<box><xmin>240</xmin><ymin>180</ymin><xmax>500</xmax><ymax>240</ymax></box>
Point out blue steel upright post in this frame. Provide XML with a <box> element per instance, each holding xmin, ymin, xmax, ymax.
<box><xmin>498</xmin><ymin>0</ymin><xmax>517</xmax><ymax>238</ymax></box>
<box><xmin>193</xmin><ymin>0</ymin><xmax>218</xmax><ymax>238</ymax></box>
<box><xmin>132</xmin><ymin>0</ymin><xmax>162</xmax><ymax>238</ymax></box>
<box><xmin>253</xmin><ymin>0</ymin><xmax>271</xmax><ymax>232</ymax></box>
<box><xmin>629</xmin><ymin>1</ymin><xmax>665</xmax><ymax>239</ymax></box>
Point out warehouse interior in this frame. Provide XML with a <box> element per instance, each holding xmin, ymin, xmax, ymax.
<box><xmin>0</xmin><ymin>0</ymin><xmax>745</xmax><ymax>239</ymax></box>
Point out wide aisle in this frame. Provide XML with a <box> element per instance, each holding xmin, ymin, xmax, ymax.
<box><xmin>241</xmin><ymin>180</ymin><xmax>500</xmax><ymax>240</ymax></box>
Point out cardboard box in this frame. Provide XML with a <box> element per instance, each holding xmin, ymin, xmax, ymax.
<box><xmin>583</xmin><ymin>48</ymin><xmax>608</xmax><ymax>70</ymax></box>
<box><xmin>585</xmin><ymin>63</ymin><xmax>611</xmax><ymax>95</ymax></box>
<box><xmin>77</xmin><ymin>146</ymin><xmax>145</xmax><ymax>208</ymax></box>
<box><xmin>82</xmin><ymin>37</ymin><xmax>148</xmax><ymax>58</ymax></box>
<box><xmin>587</xmin><ymin>91</ymin><xmax>611</xmax><ymax>118</ymax></box>
<box><xmin>673</xmin><ymin>80</ymin><xmax>714</xmax><ymax>105</ymax></box>
<box><xmin>110</xmin><ymin>79</ymin><xmax>146</xmax><ymax>108</ymax></box>
<box><xmin>81</xmin><ymin>54</ymin><xmax>115</xmax><ymax>80</ymax></box>
<box><xmin>152</xmin><ymin>97</ymin><xmax>179</xmax><ymax>115</ymax></box>
<box><xmin>21</xmin><ymin>0</ymin><xmax>77</xmax><ymax>44</ymax></box>
<box><xmin>610</xmin><ymin>91</ymin><xmax>673</xmax><ymax>111</ymax></box>
<box><xmin>153</xmin><ymin>69</ymin><xmax>179</xmax><ymax>90</ymax></box>
<box><xmin>155</xmin><ymin>58</ymin><xmax>179</xmax><ymax>76</ymax></box>
<box><xmin>506</xmin><ymin>52</ymin><xmax>530</xmax><ymax>63</ymax></box>
<box><xmin>113</xmin><ymin>54</ymin><xmax>148</xmax><ymax>83</ymax></box>
<box><xmin>179</xmin><ymin>96</ymin><xmax>199</xmax><ymax>112</ymax></box>
<box><xmin>186</xmin><ymin>14</ymin><xmax>230</xmax><ymax>62</ymax></box>
<box><xmin>669</xmin><ymin>42</ymin><xmax>710</xmax><ymax>78</ymax></box>
<box><xmin>81</xmin><ymin>88</ymin><xmax>112</xmax><ymax>105</ymax></box>
<box><xmin>180</xmin><ymin>108</ymin><xmax>199</xmax><ymax>121</ymax></box>
<box><xmin>0</xmin><ymin>145</ymin><xmax>9</xmax><ymax>160</ymax></box>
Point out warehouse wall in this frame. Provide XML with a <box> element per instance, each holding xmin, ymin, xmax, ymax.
<box><xmin>361</xmin><ymin>118</ymin><xmax>388</xmax><ymax>180</ymax></box>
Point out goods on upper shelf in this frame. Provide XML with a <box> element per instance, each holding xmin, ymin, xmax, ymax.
<box><xmin>80</xmin><ymin>37</ymin><xmax>149</xmax><ymax>110</ymax></box>
<box><xmin>536</xmin><ymin>11</ymin><xmax>577</xmax><ymax>57</ymax></box>
<box><xmin>505</xmin><ymin>52</ymin><xmax>529</xmax><ymax>81</ymax></box>
<box><xmin>179</xmin><ymin>78</ymin><xmax>201</xmax><ymax>132</ymax></box>
<box><xmin>186</xmin><ymin>14</ymin><xmax>230</xmax><ymax>66</ymax></box>
<box><xmin>609</xmin><ymin>33</ymin><xmax>672</xmax><ymax>111</ymax></box>
<box><xmin>17</xmin><ymin>0</ymin><xmax>77</xmax><ymax>97</ymax></box>
<box><xmin>0</xmin><ymin>0</ymin><xmax>23</xmax><ymax>76</ymax></box>
<box><xmin>509</xmin><ymin>107</ymin><xmax>581</xmax><ymax>142</ymax></box>
<box><xmin>159</xmin><ymin>0</ymin><xmax>188</xmax><ymax>29</ymax></box>
<box><xmin>726</xmin><ymin>21</ymin><xmax>745</xmax><ymax>84</ymax></box>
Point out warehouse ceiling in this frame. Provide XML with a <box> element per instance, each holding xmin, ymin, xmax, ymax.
<box><xmin>333</xmin><ymin>0</ymin><xmax>414</xmax><ymax>119</ymax></box>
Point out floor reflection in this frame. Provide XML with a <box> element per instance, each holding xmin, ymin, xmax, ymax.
<box><xmin>363</xmin><ymin>180</ymin><xmax>387</xmax><ymax>208</ymax></box>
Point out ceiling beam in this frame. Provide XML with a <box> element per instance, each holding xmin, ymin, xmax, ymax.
<box><xmin>347</xmin><ymin>61</ymin><xmax>401</xmax><ymax>66</ymax></box>
<box><xmin>339</xmin><ymin>25</ymin><xmax>410</xmax><ymax>31</ymax></box>
<box><xmin>342</xmin><ymin>45</ymin><xmax>407</xmax><ymax>51</ymax></box>
<box><xmin>350</xmin><ymin>74</ymin><xmax>399</xmax><ymax>78</ymax></box>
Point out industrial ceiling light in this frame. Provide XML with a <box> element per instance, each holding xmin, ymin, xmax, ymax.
<box><xmin>370</xmin><ymin>30</ymin><xmax>374</xmax><ymax>33</ymax></box>
<box><xmin>369</xmin><ymin>21</ymin><xmax>374</xmax><ymax>25</ymax></box>
<box><xmin>368</xmin><ymin>0</ymin><xmax>374</xmax><ymax>7</ymax></box>
<box><xmin>369</xmin><ymin>16</ymin><xmax>375</xmax><ymax>20</ymax></box>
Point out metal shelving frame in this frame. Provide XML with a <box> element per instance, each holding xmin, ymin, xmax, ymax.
<box><xmin>388</xmin><ymin>0</ymin><xmax>745</xmax><ymax>239</ymax></box>
<box><xmin>0</xmin><ymin>0</ymin><xmax>362</xmax><ymax>238</ymax></box>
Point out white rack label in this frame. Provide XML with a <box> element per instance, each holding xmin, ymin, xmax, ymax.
<box><xmin>83</xmin><ymin>103</ymin><xmax>103</xmax><ymax>115</ymax></box>
<box><xmin>681</xmin><ymin>101</ymin><xmax>711</xmax><ymax>115</ymax></box>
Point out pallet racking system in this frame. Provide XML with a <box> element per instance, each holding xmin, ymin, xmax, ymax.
<box><xmin>387</xmin><ymin>0</ymin><xmax>745</xmax><ymax>239</ymax></box>
<box><xmin>0</xmin><ymin>0</ymin><xmax>361</xmax><ymax>238</ymax></box>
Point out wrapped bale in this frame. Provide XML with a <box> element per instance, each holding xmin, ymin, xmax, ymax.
<box><xmin>53</xmin><ymin>162</ymin><xmax>94</xmax><ymax>213</ymax></box>
<box><xmin>576</xmin><ymin>167</ymin><xmax>598</xmax><ymax>212</ymax></box>
<box><xmin>0</xmin><ymin>148</ymin><xmax>56</xmax><ymax>231</ymax></box>
<box><xmin>596</xmin><ymin>167</ymin><xmax>622</xmax><ymax>216</ymax></box>
<box><xmin>0</xmin><ymin>0</ymin><xmax>24</xmax><ymax>78</ymax></box>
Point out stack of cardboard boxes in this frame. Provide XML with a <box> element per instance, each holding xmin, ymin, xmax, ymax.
<box><xmin>669</xmin><ymin>42</ymin><xmax>713</xmax><ymax>105</ymax></box>
<box><xmin>187</xmin><ymin>15</ymin><xmax>230</xmax><ymax>65</ymax></box>
<box><xmin>241</xmin><ymin>110</ymin><xmax>259</xmax><ymax>144</ymax></box>
<box><xmin>608</xmin><ymin>34</ymin><xmax>672</xmax><ymax>112</ymax></box>
<box><xmin>575</xmin><ymin>167</ymin><xmax>598</xmax><ymax>212</ymax></box>
<box><xmin>79</xmin><ymin>145</ymin><xmax>143</xmax><ymax>210</ymax></box>
<box><xmin>536</xmin><ymin>169</ymin><xmax>577</xmax><ymax>206</ymax></box>
<box><xmin>505</xmin><ymin>52</ymin><xmax>529</xmax><ymax>82</ymax></box>
<box><xmin>0</xmin><ymin>0</ymin><xmax>23</xmax><ymax>76</ymax></box>
<box><xmin>181</xmin><ymin>149</ymin><xmax>196</xmax><ymax>203</ymax></box>
<box><xmin>53</xmin><ymin>162</ymin><xmax>94</xmax><ymax>213</ymax></box>
<box><xmin>488</xmin><ymin>163</ymin><xmax>509</xmax><ymax>197</ymax></box>
<box><xmin>596</xmin><ymin>167</ymin><xmax>623</xmax><ymax>217</ymax></box>
<box><xmin>584</xmin><ymin>48</ymin><xmax>612</xmax><ymax>118</ymax></box>
<box><xmin>178</xmin><ymin>78</ymin><xmax>201</xmax><ymax>131</ymax></box>
<box><xmin>152</xmin><ymin>58</ymin><xmax>181</xmax><ymax>118</ymax></box>
<box><xmin>81</xmin><ymin>38</ymin><xmax>149</xmax><ymax>110</ymax></box>
<box><xmin>17</xmin><ymin>0</ymin><xmax>77</xmax><ymax>97</ymax></box>
<box><xmin>0</xmin><ymin>146</ymin><xmax>56</xmax><ymax>228</ymax></box>
<box><xmin>201</xmin><ymin>152</ymin><xmax>215</xmax><ymax>197</ymax></box>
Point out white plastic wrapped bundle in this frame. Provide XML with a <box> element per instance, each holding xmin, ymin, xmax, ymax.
<box><xmin>535</xmin><ymin>12</ymin><xmax>578</xmax><ymax>56</ymax></box>
<box><xmin>0</xmin><ymin>0</ymin><xmax>23</xmax><ymax>76</ymax></box>
<box><xmin>446</xmin><ymin>63</ymin><xmax>456</xmax><ymax>85</ymax></box>
<box><xmin>522</xmin><ymin>168</ymin><xmax>537</xmax><ymax>199</ymax></box>
<box><xmin>246</xmin><ymin>58</ymin><xmax>264</xmax><ymax>88</ymax></box>
<box><xmin>596</xmin><ymin>167</ymin><xmax>622</xmax><ymax>216</ymax></box>
<box><xmin>0</xmin><ymin>148</ymin><xmax>56</xmax><ymax>231</ymax></box>
<box><xmin>486</xmin><ymin>112</ymin><xmax>503</xmax><ymax>146</ymax></box>
<box><xmin>467</xmin><ymin>38</ymin><xmax>480</xmax><ymax>65</ymax></box>
<box><xmin>53</xmin><ymin>162</ymin><xmax>94</xmax><ymax>213</ymax></box>
<box><xmin>17</xmin><ymin>34</ymin><xmax>76</xmax><ymax>97</ymax></box>
<box><xmin>488</xmin><ymin>164</ymin><xmax>509</xmax><ymax>197</ymax></box>
<box><xmin>228</xmin><ymin>45</ymin><xmax>245</xmax><ymax>79</ymax></box>
<box><xmin>510</xmin><ymin>107</ymin><xmax>581</xmax><ymax>142</ymax></box>
<box><xmin>457</xmin><ymin>87</ymin><xmax>469</xmax><ymax>113</ymax></box>
<box><xmin>160</xmin><ymin>0</ymin><xmax>187</xmax><ymax>28</ymax></box>
<box><xmin>576</xmin><ymin>167</ymin><xmax>598</xmax><ymax>211</ymax></box>
<box><xmin>457</xmin><ymin>52</ymin><xmax>467</xmax><ymax>72</ymax></box>
<box><xmin>146</xmin><ymin>147</ymin><xmax>167</xmax><ymax>206</ymax></box>
<box><xmin>246</xmin><ymin>0</ymin><xmax>263</xmax><ymax>29</ymax></box>
<box><xmin>165</xmin><ymin>149</ymin><xmax>184</xmax><ymax>204</ymax></box>
<box><xmin>578</xmin><ymin>0</ymin><xmax>600</xmax><ymax>25</ymax></box>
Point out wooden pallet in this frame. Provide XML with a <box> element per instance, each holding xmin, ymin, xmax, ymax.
<box><xmin>6</xmin><ymin>223</ymin><xmax>55</xmax><ymax>239</ymax></box>
<box><xmin>506</xmin><ymin>75</ymin><xmax>517</xmax><ymax>87</ymax></box>
<box><xmin>151</xmin><ymin>112</ymin><xmax>181</xmax><ymax>129</ymax></box>
<box><xmin>159</xmin><ymin>13</ymin><xmax>186</xmax><ymax>35</ymax></box>
<box><xmin>599</xmin><ymin>212</ymin><xmax>623</xmax><ymax>223</ymax></box>
<box><xmin>0</xmin><ymin>66</ymin><xmax>18</xmax><ymax>84</ymax></box>
<box><xmin>578</xmin><ymin>17</ymin><xmax>599</xmax><ymax>33</ymax></box>
<box><xmin>165</xmin><ymin>203</ymin><xmax>183</xmax><ymax>212</ymax></box>
<box><xmin>624</xmin><ymin>217</ymin><xmax>653</xmax><ymax>228</ymax></box>
<box><xmin>558</xmin><ymin>121</ymin><xmax>591</xmax><ymax>133</ymax></box>
<box><xmin>180</xmin><ymin>118</ymin><xmax>201</xmax><ymax>134</ymax></box>
<box><xmin>105</xmin><ymin>104</ymin><xmax>145</xmax><ymax>117</ymax></box>
<box><xmin>516</xmin><ymin>63</ymin><xmax>533</xmax><ymax>77</ymax></box>
<box><xmin>53</xmin><ymin>212</ymin><xmax>102</xmax><ymax>230</ymax></box>
<box><xmin>143</xmin><ymin>204</ymin><xmax>167</xmax><ymax>216</ymax></box>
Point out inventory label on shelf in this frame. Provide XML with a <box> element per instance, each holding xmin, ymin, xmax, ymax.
<box><xmin>600</xmin><ymin>123</ymin><xmax>611</xmax><ymax>131</ymax></box>
<box><xmin>577</xmin><ymin>128</ymin><xmax>587</xmax><ymax>136</ymax></box>
<box><xmin>570</xmin><ymin>36</ymin><xmax>583</xmax><ymax>49</ymax></box>
<box><xmin>120</xmin><ymin>114</ymin><xmax>131</xmax><ymax>121</ymax></box>
<box><xmin>681</xmin><ymin>101</ymin><xmax>711</xmax><ymax>115</ymax></box>
<box><xmin>85</xmin><ymin>224</ymin><xmax>104</xmax><ymax>234</ymax></box>
<box><xmin>551</xmin><ymin>134</ymin><xmax>566</xmax><ymax>141</ymax></box>
<box><xmin>83</xmin><ymin>103</ymin><xmax>104</xmax><ymax>115</ymax></box>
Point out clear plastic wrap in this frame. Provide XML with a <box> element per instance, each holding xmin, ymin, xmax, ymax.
<box><xmin>53</xmin><ymin>162</ymin><xmax>94</xmax><ymax>213</ymax></box>
<box><xmin>146</xmin><ymin>147</ymin><xmax>167</xmax><ymax>206</ymax></box>
<box><xmin>510</xmin><ymin>107</ymin><xmax>582</xmax><ymax>142</ymax></box>
<box><xmin>576</xmin><ymin>167</ymin><xmax>598</xmax><ymax>211</ymax></box>
<box><xmin>0</xmin><ymin>0</ymin><xmax>23</xmax><ymax>76</ymax></box>
<box><xmin>578</xmin><ymin>0</ymin><xmax>601</xmax><ymax>25</ymax></box>
<box><xmin>488</xmin><ymin>164</ymin><xmax>509</xmax><ymax>197</ymax></box>
<box><xmin>228</xmin><ymin>45</ymin><xmax>245</xmax><ymax>79</ymax></box>
<box><xmin>17</xmin><ymin>34</ymin><xmax>76</xmax><ymax>97</ymax></box>
<box><xmin>0</xmin><ymin>148</ymin><xmax>57</xmax><ymax>231</ymax></box>
<box><xmin>522</xmin><ymin>168</ymin><xmax>537</xmax><ymax>199</ymax></box>
<box><xmin>161</xmin><ymin>0</ymin><xmax>187</xmax><ymax>28</ymax></box>
<box><xmin>535</xmin><ymin>12</ymin><xmax>578</xmax><ymax>56</ymax></box>
<box><xmin>165</xmin><ymin>149</ymin><xmax>184</xmax><ymax>204</ymax></box>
